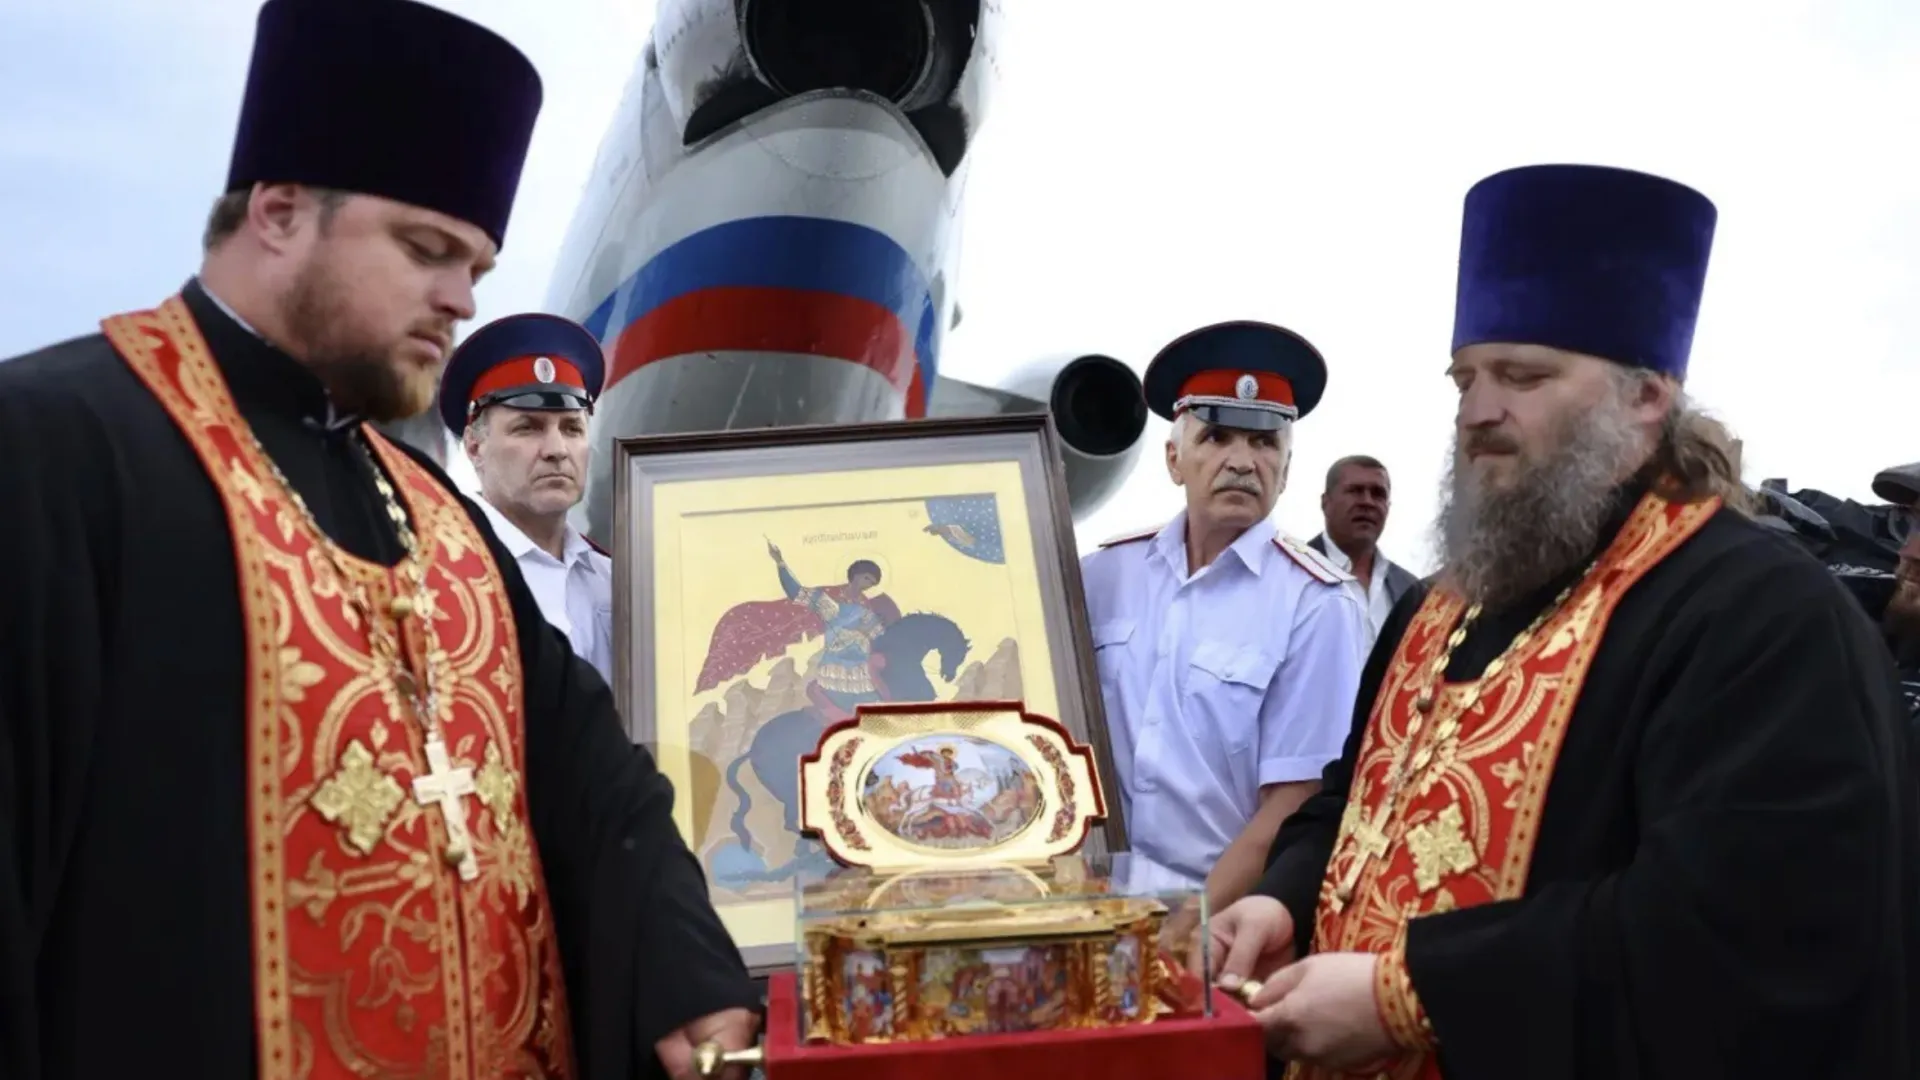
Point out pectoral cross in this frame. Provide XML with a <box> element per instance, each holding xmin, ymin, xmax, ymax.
<box><xmin>1329</xmin><ymin>806</ymin><xmax>1392</xmax><ymax>913</ymax></box>
<box><xmin>413</xmin><ymin>734</ymin><xmax>479</xmax><ymax>881</ymax></box>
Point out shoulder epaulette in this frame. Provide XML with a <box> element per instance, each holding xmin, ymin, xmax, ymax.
<box><xmin>1273</xmin><ymin>533</ymin><xmax>1353</xmax><ymax>586</ymax></box>
<box><xmin>1096</xmin><ymin>523</ymin><xmax>1163</xmax><ymax>549</ymax></box>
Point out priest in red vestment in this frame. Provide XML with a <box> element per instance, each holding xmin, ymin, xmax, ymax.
<box><xmin>0</xmin><ymin>1</ymin><xmax>760</xmax><ymax>1078</ymax></box>
<box><xmin>1208</xmin><ymin>164</ymin><xmax>1919</xmax><ymax>1079</ymax></box>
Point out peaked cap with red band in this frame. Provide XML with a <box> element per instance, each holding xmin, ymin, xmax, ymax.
<box><xmin>438</xmin><ymin>313</ymin><xmax>605</xmax><ymax>437</ymax></box>
<box><xmin>1142</xmin><ymin>320</ymin><xmax>1328</xmax><ymax>432</ymax></box>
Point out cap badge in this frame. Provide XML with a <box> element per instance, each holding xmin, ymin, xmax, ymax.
<box><xmin>533</xmin><ymin>356</ymin><xmax>556</xmax><ymax>383</ymax></box>
<box><xmin>1235</xmin><ymin>374</ymin><xmax>1259</xmax><ymax>401</ymax></box>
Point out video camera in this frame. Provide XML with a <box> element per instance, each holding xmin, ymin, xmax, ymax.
<box><xmin>1752</xmin><ymin>472</ymin><xmax>1912</xmax><ymax>621</ymax></box>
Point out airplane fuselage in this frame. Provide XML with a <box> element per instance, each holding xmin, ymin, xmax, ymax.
<box><xmin>545</xmin><ymin>0</ymin><xmax>1143</xmax><ymax>545</ymax></box>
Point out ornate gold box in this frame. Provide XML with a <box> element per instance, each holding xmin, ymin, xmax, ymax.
<box><xmin>793</xmin><ymin>702</ymin><xmax>1211</xmax><ymax>1047</ymax></box>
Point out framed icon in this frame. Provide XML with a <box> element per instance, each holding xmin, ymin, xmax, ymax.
<box><xmin>609</xmin><ymin>414</ymin><xmax>1128</xmax><ymax>974</ymax></box>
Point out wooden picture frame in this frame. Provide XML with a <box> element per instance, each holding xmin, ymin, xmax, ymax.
<box><xmin>610</xmin><ymin>413</ymin><xmax>1130</xmax><ymax>976</ymax></box>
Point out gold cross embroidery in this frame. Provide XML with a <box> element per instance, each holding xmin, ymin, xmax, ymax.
<box><xmin>311</xmin><ymin>739</ymin><xmax>406</xmax><ymax>856</ymax></box>
<box><xmin>1405</xmin><ymin>802</ymin><xmax>1477</xmax><ymax>892</ymax></box>
<box><xmin>474</xmin><ymin>739</ymin><xmax>518</xmax><ymax>825</ymax></box>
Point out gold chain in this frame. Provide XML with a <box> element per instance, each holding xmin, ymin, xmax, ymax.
<box><xmin>1387</xmin><ymin>563</ymin><xmax>1595</xmax><ymax>792</ymax></box>
<box><xmin>1330</xmin><ymin>562</ymin><xmax>1601</xmax><ymax>910</ymax></box>
<box><xmin>1418</xmin><ymin>568</ymin><xmax>1589</xmax><ymax>709</ymax></box>
<box><xmin>247</xmin><ymin>427</ymin><xmax>442</xmax><ymax>737</ymax></box>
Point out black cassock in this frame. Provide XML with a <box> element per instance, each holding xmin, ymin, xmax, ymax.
<box><xmin>0</xmin><ymin>281</ymin><xmax>759</xmax><ymax>1078</ymax></box>
<box><xmin>1259</xmin><ymin>481</ymin><xmax>1920</xmax><ymax>1079</ymax></box>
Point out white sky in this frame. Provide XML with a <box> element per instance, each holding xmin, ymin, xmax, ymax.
<box><xmin>2</xmin><ymin>0</ymin><xmax>1915</xmax><ymax>575</ymax></box>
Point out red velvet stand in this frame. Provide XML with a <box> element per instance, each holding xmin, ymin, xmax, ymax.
<box><xmin>759</xmin><ymin>970</ymin><xmax>1266</xmax><ymax>1080</ymax></box>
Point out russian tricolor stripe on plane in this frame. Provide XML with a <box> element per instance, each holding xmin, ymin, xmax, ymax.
<box><xmin>580</xmin><ymin>215</ymin><xmax>939</xmax><ymax>418</ymax></box>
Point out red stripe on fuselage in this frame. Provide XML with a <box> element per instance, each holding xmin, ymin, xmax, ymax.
<box><xmin>905</xmin><ymin>366</ymin><xmax>926</xmax><ymax>418</ymax></box>
<box><xmin>605</xmin><ymin>286</ymin><xmax>915</xmax><ymax>393</ymax></box>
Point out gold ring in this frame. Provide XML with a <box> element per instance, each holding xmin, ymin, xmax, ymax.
<box><xmin>692</xmin><ymin>1040</ymin><xmax>765</xmax><ymax>1077</ymax></box>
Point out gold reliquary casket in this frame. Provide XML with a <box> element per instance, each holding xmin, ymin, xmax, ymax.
<box><xmin>793</xmin><ymin>702</ymin><xmax>1212</xmax><ymax>1047</ymax></box>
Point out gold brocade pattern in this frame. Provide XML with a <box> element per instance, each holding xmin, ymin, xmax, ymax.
<box><xmin>311</xmin><ymin>740</ymin><xmax>408</xmax><ymax>855</ymax></box>
<box><xmin>1286</xmin><ymin>491</ymin><xmax>1717</xmax><ymax>1080</ymax></box>
<box><xmin>1371</xmin><ymin>922</ymin><xmax>1430</xmax><ymax>1053</ymax></box>
<box><xmin>103</xmin><ymin>297</ymin><xmax>577</xmax><ymax>1080</ymax></box>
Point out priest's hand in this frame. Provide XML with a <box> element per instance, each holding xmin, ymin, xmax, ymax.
<box><xmin>1251</xmin><ymin>953</ymin><xmax>1395</xmax><ymax>1070</ymax></box>
<box><xmin>655</xmin><ymin>1006</ymin><xmax>761</xmax><ymax>1080</ymax></box>
<box><xmin>1202</xmin><ymin>894</ymin><xmax>1295</xmax><ymax>988</ymax></box>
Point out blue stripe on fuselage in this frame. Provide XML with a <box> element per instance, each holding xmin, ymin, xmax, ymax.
<box><xmin>580</xmin><ymin>215</ymin><xmax>940</xmax><ymax>395</ymax></box>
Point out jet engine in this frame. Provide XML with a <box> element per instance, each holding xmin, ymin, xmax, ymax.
<box><xmin>655</xmin><ymin>0</ymin><xmax>985</xmax><ymax>175</ymax></box>
<box><xmin>927</xmin><ymin>355</ymin><xmax>1149</xmax><ymax>521</ymax></box>
<box><xmin>542</xmin><ymin>0</ymin><xmax>1152</xmax><ymax>544</ymax></box>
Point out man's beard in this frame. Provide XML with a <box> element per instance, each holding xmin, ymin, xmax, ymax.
<box><xmin>1433</xmin><ymin>392</ymin><xmax>1650</xmax><ymax>611</ymax></box>
<box><xmin>282</xmin><ymin>256</ymin><xmax>440</xmax><ymax>423</ymax></box>
<box><xmin>1883</xmin><ymin>580</ymin><xmax>1920</xmax><ymax>658</ymax></box>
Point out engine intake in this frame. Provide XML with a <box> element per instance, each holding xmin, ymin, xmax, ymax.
<box><xmin>1050</xmin><ymin>354</ymin><xmax>1148</xmax><ymax>460</ymax></box>
<box><xmin>673</xmin><ymin>0</ymin><xmax>979</xmax><ymax>173</ymax></box>
<box><xmin>742</xmin><ymin>0</ymin><xmax>935</xmax><ymax>105</ymax></box>
<box><xmin>988</xmin><ymin>353</ymin><xmax>1148</xmax><ymax>521</ymax></box>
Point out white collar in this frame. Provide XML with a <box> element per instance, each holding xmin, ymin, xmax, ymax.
<box><xmin>1318</xmin><ymin>534</ymin><xmax>1356</xmax><ymax>572</ymax></box>
<box><xmin>205</xmin><ymin>287</ymin><xmax>257</xmax><ymax>336</ymax></box>
<box><xmin>1318</xmin><ymin>535</ymin><xmax>1391</xmax><ymax>582</ymax></box>
<box><xmin>479</xmin><ymin>498</ymin><xmax>593</xmax><ymax>567</ymax></box>
<box><xmin>1150</xmin><ymin>510</ymin><xmax>1278</xmax><ymax>579</ymax></box>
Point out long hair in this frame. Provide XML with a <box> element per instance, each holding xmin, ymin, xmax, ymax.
<box><xmin>1645</xmin><ymin>385</ymin><xmax>1755</xmax><ymax>514</ymax></box>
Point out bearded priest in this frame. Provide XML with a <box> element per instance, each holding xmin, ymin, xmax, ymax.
<box><xmin>0</xmin><ymin>2</ymin><xmax>759</xmax><ymax>1078</ymax></box>
<box><xmin>1209</xmin><ymin>164</ymin><xmax>1920</xmax><ymax>1079</ymax></box>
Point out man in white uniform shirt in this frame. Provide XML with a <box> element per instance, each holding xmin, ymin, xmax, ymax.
<box><xmin>1081</xmin><ymin>321</ymin><xmax>1367</xmax><ymax>913</ymax></box>
<box><xmin>441</xmin><ymin>312</ymin><xmax>616</xmax><ymax>682</ymax></box>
